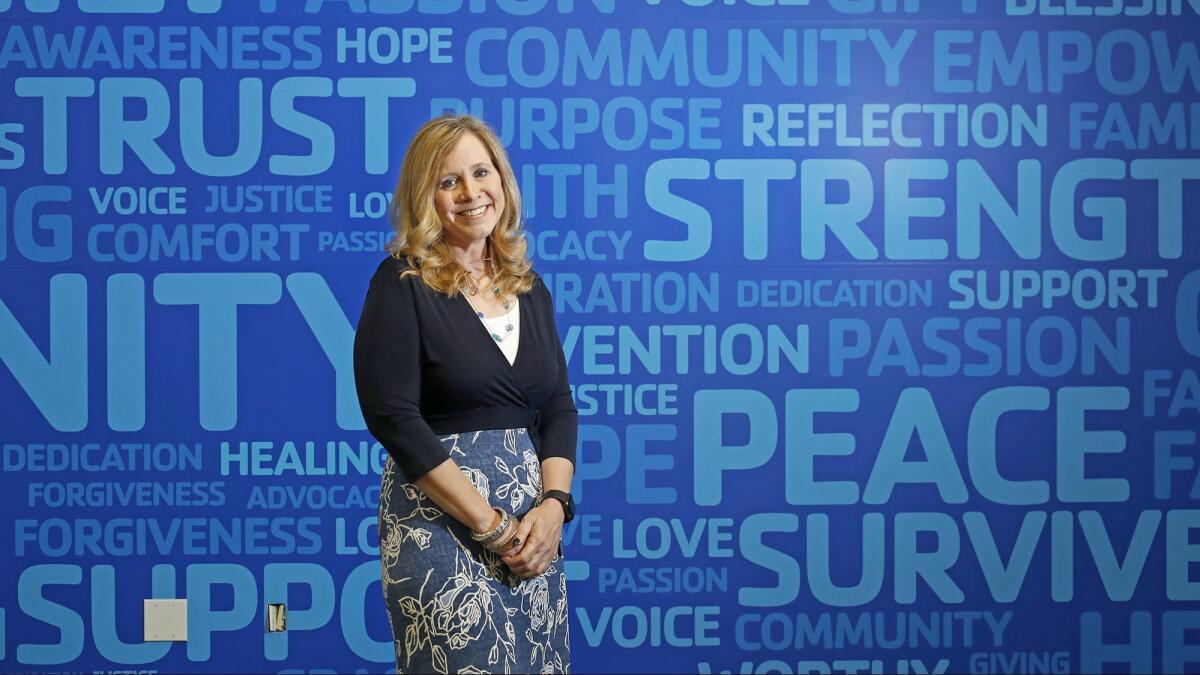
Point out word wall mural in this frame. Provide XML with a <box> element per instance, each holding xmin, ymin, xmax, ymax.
<box><xmin>1</xmin><ymin>0</ymin><xmax>1199</xmax><ymax>673</ymax></box>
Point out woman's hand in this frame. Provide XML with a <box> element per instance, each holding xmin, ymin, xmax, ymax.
<box><xmin>501</xmin><ymin>500</ymin><xmax>565</xmax><ymax>579</ymax></box>
<box><xmin>485</xmin><ymin>520</ymin><xmax>519</xmax><ymax>551</ymax></box>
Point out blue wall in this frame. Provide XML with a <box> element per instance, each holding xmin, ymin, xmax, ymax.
<box><xmin>2</xmin><ymin>0</ymin><xmax>1200</xmax><ymax>672</ymax></box>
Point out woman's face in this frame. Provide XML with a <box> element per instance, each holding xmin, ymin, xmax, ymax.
<box><xmin>433</xmin><ymin>132</ymin><xmax>506</xmax><ymax>252</ymax></box>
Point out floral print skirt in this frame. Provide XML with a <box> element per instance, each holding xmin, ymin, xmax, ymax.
<box><xmin>378</xmin><ymin>427</ymin><xmax>571</xmax><ymax>674</ymax></box>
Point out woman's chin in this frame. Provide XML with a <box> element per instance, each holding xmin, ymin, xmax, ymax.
<box><xmin>444</xmin><ymin>223</ymin><xmax>498</xmax><ymax>249</ymax></box>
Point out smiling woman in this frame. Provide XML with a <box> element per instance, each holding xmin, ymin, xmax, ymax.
<box><xmin>432</xmin><ymin>133</ymin><xmax>507</xmax><ymax>252</ymax></box>
<box><xmin>384</xmin><ymin>115</ymin><xmax>532</xmax><ymax>298</ymax></box>
<box><xmin>353</xmin><ymin>114</ymin><xmax>578</xmax><ymax>674</ymax></box>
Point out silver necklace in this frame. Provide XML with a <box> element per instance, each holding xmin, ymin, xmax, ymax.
<box><xmin>464</xmin><ymin>261</ymin><xmax>513</xmax><ymax>342</ymax></box>
<box><xmin>473</xmin><ymin>287</ymin><xmax>514</xmax><ymax>342</ymax></box>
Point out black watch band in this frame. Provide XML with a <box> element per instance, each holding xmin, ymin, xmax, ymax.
<box><xmin>537</xmin><ymin>489</ymin><xmax>575</xmax><ymax>523</ymax></box>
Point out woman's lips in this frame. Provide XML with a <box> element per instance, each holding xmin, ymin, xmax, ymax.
<box><xmin>459</xmin><ymin>203</ymin><xmax>491</xmax><ymax>218</ymax></box>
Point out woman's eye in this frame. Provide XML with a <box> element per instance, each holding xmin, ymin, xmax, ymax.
<box><xmin>440</xmin><ymin>178</ymin><xmax>456</xmax><ymax>189</ymax></box>
<box><xmin>475</xmin><ymin>168</ymin><xmax>490</xmax><ymax>178</ymax></box>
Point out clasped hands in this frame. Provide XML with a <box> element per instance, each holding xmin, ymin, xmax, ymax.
<box><xmin>483</xmin><ymin>501</ymin><xmax>564</xmax><ymax>579</ymax></box>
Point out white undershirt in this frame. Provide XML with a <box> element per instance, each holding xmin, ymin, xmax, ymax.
<box><xmin>477</xmin><ymin>297</ymin><xmax>520</xmax><ymax>365</ymax></box>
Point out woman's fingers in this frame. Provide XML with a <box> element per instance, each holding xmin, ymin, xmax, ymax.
<box><xmin>512</xmin><ymin>544</ymin><xmax>557</xmax><ymax>578</ymax></box>
<box><xmin>516</xmin><ymin>513</ymin><xmax>536</xmax><ymax>539</ymax></box>
<box><xmin>503</xmin><ymin>547</ymin><xmax>546</xmax><ymax>577</ymax></box>
<box><xmin>497</xmin><ymin>511</ymin><xmax>563</xmax><ymax>578</ymax></box>
<box><xmin>502</xmin><ymin>515</ymin><xmax>541</xmax><ymax>558</ymax></box>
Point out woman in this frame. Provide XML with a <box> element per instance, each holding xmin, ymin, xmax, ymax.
<box><xmin>353</xmin><ymin>114</ymin><xmax>577</xmax><ymax>674</ymax></box>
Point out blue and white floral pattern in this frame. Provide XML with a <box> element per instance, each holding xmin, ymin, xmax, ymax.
<box><xmin>379</xmin><ymin>428</ymin><xmax>571</xmax><ymax>674</ymax></box>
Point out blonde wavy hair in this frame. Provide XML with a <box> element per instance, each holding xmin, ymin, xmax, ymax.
<box><xmin>386</xmin><ymin>114</ymin><xmax>534</xmax><ymax>297</ymax></box>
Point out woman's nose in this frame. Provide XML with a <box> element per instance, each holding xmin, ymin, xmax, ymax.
<box><xmin>457</xmin><ymin>176</ymin><xmax>479</xmax><ymax>200</ymax></box>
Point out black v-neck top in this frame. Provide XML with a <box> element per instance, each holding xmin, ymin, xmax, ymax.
<box><xmin>353</xmin><ymin>256</ymin><xmax>578</xmax><ymax>482</ymax></box>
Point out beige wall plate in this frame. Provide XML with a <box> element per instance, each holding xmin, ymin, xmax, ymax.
<box><xmin>267</xmin><ymin>603</ymin><xmax>287</xmax><ymax>632</ymax></box>
<box><xmin>143</xmin><ymin>599</ymin><xmax>187</xmax><ymax>642</ymax></box>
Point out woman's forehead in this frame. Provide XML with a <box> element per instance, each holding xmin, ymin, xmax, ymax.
<box><xmin>439</xmin><ymin>133</ymin><xmax>492</xmax><ymax>173</ymax></box>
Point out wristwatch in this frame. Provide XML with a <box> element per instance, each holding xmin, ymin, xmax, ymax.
<box><xmin>535</xmin><ymin>490</ymin><xmax>575</xmax><ymax>523</ymax></box>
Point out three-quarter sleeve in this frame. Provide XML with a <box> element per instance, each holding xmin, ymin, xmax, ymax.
<box><xmin>353</xmin><ymin>261</ymin><xmax>451</xmax><ymax>482</ymax></box>
<box><xmin>533</xmin><ymin>277</ymin><xmax>578</xmax><ymax>466</ymax></box>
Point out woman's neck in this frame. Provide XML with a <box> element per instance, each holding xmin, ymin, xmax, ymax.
<box><xmin>449</xmin><ymin>239</ymin><xmax>490</xmax><ymax>276</ymax></box>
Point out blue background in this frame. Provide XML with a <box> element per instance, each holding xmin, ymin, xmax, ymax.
<box><xmin>2</xmin><ymin>0</ymin><xmax>1200</xmax><ymax>673</ymax></box>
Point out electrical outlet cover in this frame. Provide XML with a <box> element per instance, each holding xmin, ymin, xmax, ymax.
<box><xmin>144</xmin><ymin>599</ymin><xmax>187</xmax><ymax>642</ymax></box>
